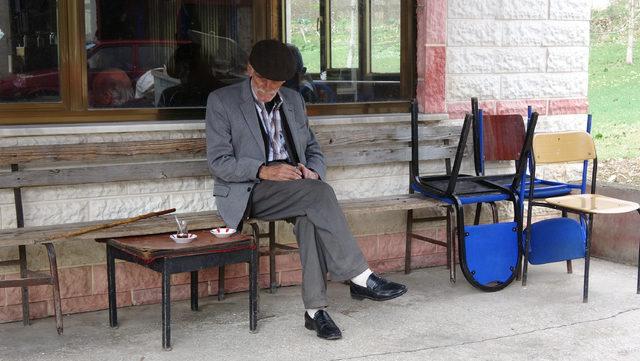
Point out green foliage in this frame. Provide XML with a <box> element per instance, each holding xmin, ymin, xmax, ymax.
<box><xmin>588</xmin><ymin>43</ymin><xmax>640</xmax><ymax>159</ymax></box>
<box><xmin>287</xmin><ymin>0</ymin><xmax>400</xmax><ymax>74</ymax></box>
<box><xmin>592</xmin><ymin>0</ymin><xmax>640</xmax><ymax>44</ymax></box>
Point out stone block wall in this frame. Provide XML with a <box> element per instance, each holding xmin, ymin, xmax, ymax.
<box><xmin>417</xmin><ymin>0</ymin><xmax>591</xmax><ymax>120</ymax></box>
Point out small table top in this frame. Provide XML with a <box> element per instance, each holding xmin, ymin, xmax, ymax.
<box><xmin>545</xmin><ymin>194</ymin><xmax>640</xmax><ymax>214</ymax></box>
<box><xmin>98</xmin><ymin>229</ymin><xmax>254</xmax><ymax>261</ymax></box>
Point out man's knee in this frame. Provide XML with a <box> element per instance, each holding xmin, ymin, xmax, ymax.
<box><xmin>306</xmin><ymin>179</ymin><xmax>336</xmax><ymax>200</ymax></box>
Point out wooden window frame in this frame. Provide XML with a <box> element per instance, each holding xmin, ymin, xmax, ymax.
<box><xmin>0</xmin><ymin>0</ymin><xmax>415</xmax><ymax>125</ymax></box>
<box><xmin>283</xmin><ymin>0</ymin><xmax>415</xmax><ymax>116</ymax></box>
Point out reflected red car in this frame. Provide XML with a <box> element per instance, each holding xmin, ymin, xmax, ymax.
<box><xmin>0</xmin><ymin>40</ymin><xmax>187</xmax><ymax>101</ymax></box>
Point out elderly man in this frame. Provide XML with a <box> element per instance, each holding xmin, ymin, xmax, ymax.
<box><xmin>205</xmin><ymin>39</ymin><xmax>406</xmax><ymax>340</ymax></box>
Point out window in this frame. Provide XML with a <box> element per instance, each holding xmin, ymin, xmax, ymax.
<box><xmin>85</xmin><ymin>0</ymin><xmax>252</xmax><ymax>109</ymax></box>
<box><xmin>0</xmin><ymin>0</ymin><xmax>62</xmax><ymax>104</ymax></box>
<box><xmin>0</xmin><ymin>0</ymin><xmax>414</xmax><ymax>124</ymax></box>
<box><xmin>284</xmin><ymin>0</ymin><xmax>409</xmax><ymax>107</ymax></box>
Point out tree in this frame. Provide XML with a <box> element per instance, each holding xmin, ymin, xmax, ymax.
<box><xmin>626</xmin><ymin>0</ymin><xmax>636</xmax><ymax>64</ymax></box>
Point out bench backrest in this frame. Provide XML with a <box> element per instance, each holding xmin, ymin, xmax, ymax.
<box><xmin>0</xmin><ymin>118</ymin><xmax>462</xmax><ymax>190</ymax></box>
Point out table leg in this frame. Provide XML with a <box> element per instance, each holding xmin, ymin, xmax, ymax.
<box><xmin>218</xmin><ymin>266</ymin><xmax>225</xmax><ymax>301</ymax></box>
<box><xmin>249</xmin><ymin>248</ymin><xmax>258</xmax><ymax>332</ymax></box>
<box><xmin>162</xmin><ymin>261</ymin><xmax>172</xmax><ymax>350</ymax></box>
<box><xmin>190</xmin><ymin>271</ymin><xmax>198</xmax><ymax>311</ymax></box>
<box><xmin>269</xmin><ymin>221</ymin><xmax>277</xmax><ymax>293</ymax></box>
<box><xmin>106</xmin><ymin>245</ymin><xmax>118</xmax><ymax>328</ymax></box>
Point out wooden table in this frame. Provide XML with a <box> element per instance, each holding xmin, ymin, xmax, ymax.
<box><xmin>98</xmin><ymin>229</ymin><xmax>257</xmax><ymax>350</ymax></box>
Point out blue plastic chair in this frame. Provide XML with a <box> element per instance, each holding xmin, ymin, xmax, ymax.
<box><xmin>411</xmin><ymin>109</ymin><xmax>539</xmax><ymax>291</ymax></box>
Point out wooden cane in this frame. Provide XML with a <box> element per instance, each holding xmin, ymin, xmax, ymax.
<box><xmin>37</xmin><ymin>208</ymin><xmax>176</xmax><ymax>243</ymax></box>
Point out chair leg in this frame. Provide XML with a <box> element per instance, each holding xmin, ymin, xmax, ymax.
<box><xmin>45</xmin><ymin>243</ymin><xmax>63</xmax><ymax>335</ymax></box>
<box><xmin>447</xmin><ymin>206</ymin><xmax>456</xmax><ymax>284</ymax></box>
<box><xmin>445</xmin><ymin>209</ymin><xmax>451</xmax><ymax>271</ymax></box>
<box><xmin>453</xmin><ymin>203</ymin><xmax>466</xmax><ymax>283</ymax></box>
<box><xmin>18</xmin><ymin>245</ymin><xmax>29</xmax><ymax>326</ymax></box>
<box><xmin>562</xmin><ymin>210</ymin><xmax>574</xmax><ymax>274</ymax></box>
<box><xmin>562</xmin><ymin>210</ymin><xmax>574</xmax><ymax>275</ymax></box>
<box><xmin>636</xmin><ymin>209</ymin><xmax>640</xmax><ymax>294</ymax></box>
<box><xmin>489</xmin><ymin>202</ymin><xmax>499</xmax><ymax>223</ymax></box>
<box><xmin>522</xmin><ymin>230</ymin><xmax>530</xmax><ymax>287</ymax></box>
<box><xmin>515</xmin><ymin>254</ymin><xmax>522</xmax><ymax>281</ymax></box>
<box><xmin>404</xmin><ymin>209</ymin><xmax>413</xmax><ymax>274</ymax></box>
<box><xmin>583</xmin><ymin>214</ymin><xmax>594</xmax><ymax>303</ymax></box>
<box><xmin>473</xmin><ymin>203</ymin><xmax>482</xmax><ymax>225</ymax></box>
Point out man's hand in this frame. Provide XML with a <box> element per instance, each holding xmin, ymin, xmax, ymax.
<box><xmin>298</xmin><ymin>163</ymin><xmax>319</xmax><ymax>180</ymax></box>
<box><xmin>258</xmin><ymin>163</ymin><xmax>302</xmax><ymax>181</ymax></box>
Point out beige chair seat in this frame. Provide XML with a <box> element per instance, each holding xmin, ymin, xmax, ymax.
<box><xmin>544</xmin><ymin>194</ymin><xmax>640</xmax><ymax>214</ymax></box>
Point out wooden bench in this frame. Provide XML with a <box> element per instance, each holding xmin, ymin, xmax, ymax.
<box><xmin>0</xmin><ymin>112</ymin><xmax>462</xmax><ymax>331</ymax></box>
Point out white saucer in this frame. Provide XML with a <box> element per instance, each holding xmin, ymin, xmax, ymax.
<box><xmin>210</xmin><ymin>227</ymin><xmax>236</xmax><ymax>238</ymax></box>
<box><xmin>170</xmin><ymin>233</ymin><xmax>197</xmax><ymax>244</ymax></box>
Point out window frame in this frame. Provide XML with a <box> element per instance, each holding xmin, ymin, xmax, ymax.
<box><xmin>284</xmin><ymin>0</ymin><xmax>414</xmax><ymax>116</ymax></box>
<box><xmin>0</xmin><ymin>0</ymin><xmax>415</xmax><ymax>125</ymax></box>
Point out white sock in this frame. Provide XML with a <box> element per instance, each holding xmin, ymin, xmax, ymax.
<box><xmin>350</xmin><ymin>268</ymin><xmax>373</xmax><ymax>287</ymax></box>
<box><xmin>306</xmin><ymin>308</ymin><xmax>322</xmax><ymax>318</ymax></box>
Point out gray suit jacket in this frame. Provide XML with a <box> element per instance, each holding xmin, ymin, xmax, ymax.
<box><xmin>205</xmin><ymin>78</ymin><xmax>326</xmax><ymax>228</ymax></box>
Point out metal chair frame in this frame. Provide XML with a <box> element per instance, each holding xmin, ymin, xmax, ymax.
<box><xmin>522</xmin><ymin>131</ymin><xmax>640</xmax><ymax>302</ymax></box>
<box><xmin>410</xmin><ymin>110</ymin><xmax>539</xmax><ymax>291</ymax></box>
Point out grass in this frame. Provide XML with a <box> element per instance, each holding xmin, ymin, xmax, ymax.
<box><xmin>289</xmin><ymin>18</ymin><xmax>400</xmax><ymax>74</ymax></box>
<box><xmin>588</xmin><ymin>43</ymin><xmax>640</xmax><ymax>159</ymax></box>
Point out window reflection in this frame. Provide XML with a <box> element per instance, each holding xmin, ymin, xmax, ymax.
<box><xmin>285</xmin><ymin>0</ymin><xmax>402</xmax><ymax>104</ymax></box>
<box><xmin>85</xmin><ymin>0</ymin><xmax>252</xmax><ymax>109</ymax></box>
<box><xmin>0</xmin><ymin>0</ymin><xmax>61</xmax><ymax>103</ymax></box>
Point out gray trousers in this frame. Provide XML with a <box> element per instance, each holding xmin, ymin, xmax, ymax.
<box><xmin>250</xmin><ymin>179</ymin><xmax>369</xmax><ymax>309</ymax></box>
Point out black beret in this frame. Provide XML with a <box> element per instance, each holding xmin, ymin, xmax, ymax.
<box><xmin>249</xmin><ymin>39</ymin><xmax>296</xmax><ymax>81</ymax></box>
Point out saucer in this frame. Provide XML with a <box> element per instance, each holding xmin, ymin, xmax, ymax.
<box><xmin>170</xmin><ymin>233</ymin><xmax>197</xmax><ymax>244</ymax></box>
<box><xmin>210</xmin><ymin>227</ymin><xmax>236</xmax><ymax>238</ymax></box>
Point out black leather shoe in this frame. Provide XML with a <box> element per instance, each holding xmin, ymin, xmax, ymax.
<box><xmin>304</xmin><ymin>310</ymin><xmax>342</xmax><ymax>340</ymax></box>
<box><xmin>350</xmin><ymin>273</ymin><xmax>407</xmax><ymax>301</ymax></box>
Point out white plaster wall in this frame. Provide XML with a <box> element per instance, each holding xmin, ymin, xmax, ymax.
<box><xmin>446</xmin><ymin>0</ymin><xmax>592</xmax><ymax>102</ymax></box>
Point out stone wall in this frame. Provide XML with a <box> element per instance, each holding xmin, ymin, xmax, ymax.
<box><xmin>591</xmin><ymin>183</ymin><xmax>640</xmax><ymax>266</ymax></box>
<box><xmin>417</xmin><ymin>0</ymin><xmax>591</xmax><ymax>119</ymax></box>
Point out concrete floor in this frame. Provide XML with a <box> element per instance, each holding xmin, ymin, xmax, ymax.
<box><xmin>1</xmin><ymin>258</ymin><xmax>639</xmax><ymax>361</ymax></box>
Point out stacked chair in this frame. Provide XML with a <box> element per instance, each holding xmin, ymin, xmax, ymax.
<box><xmin>410</xmin><ymin>102</ymin><xmax>539</xmax><ymax>291</ymax></box>
<box><xmin>474</xmin><ymin>103</ymin><xmax>594</xmax><ymax>277</ymax></box>
<box><xmin>471</xmin><ymin>100</ymin><xmax>576</xmax><ymax>225</ymax></box>
<box><xmin>522</xmin><ymin>128</ymin><xmax>640</xmax><ymax>302</ymax></box>
<box><xmin>473</xmin><ymin>102</ymin><xmax>578</xmax><ymax>201</ymax></box>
